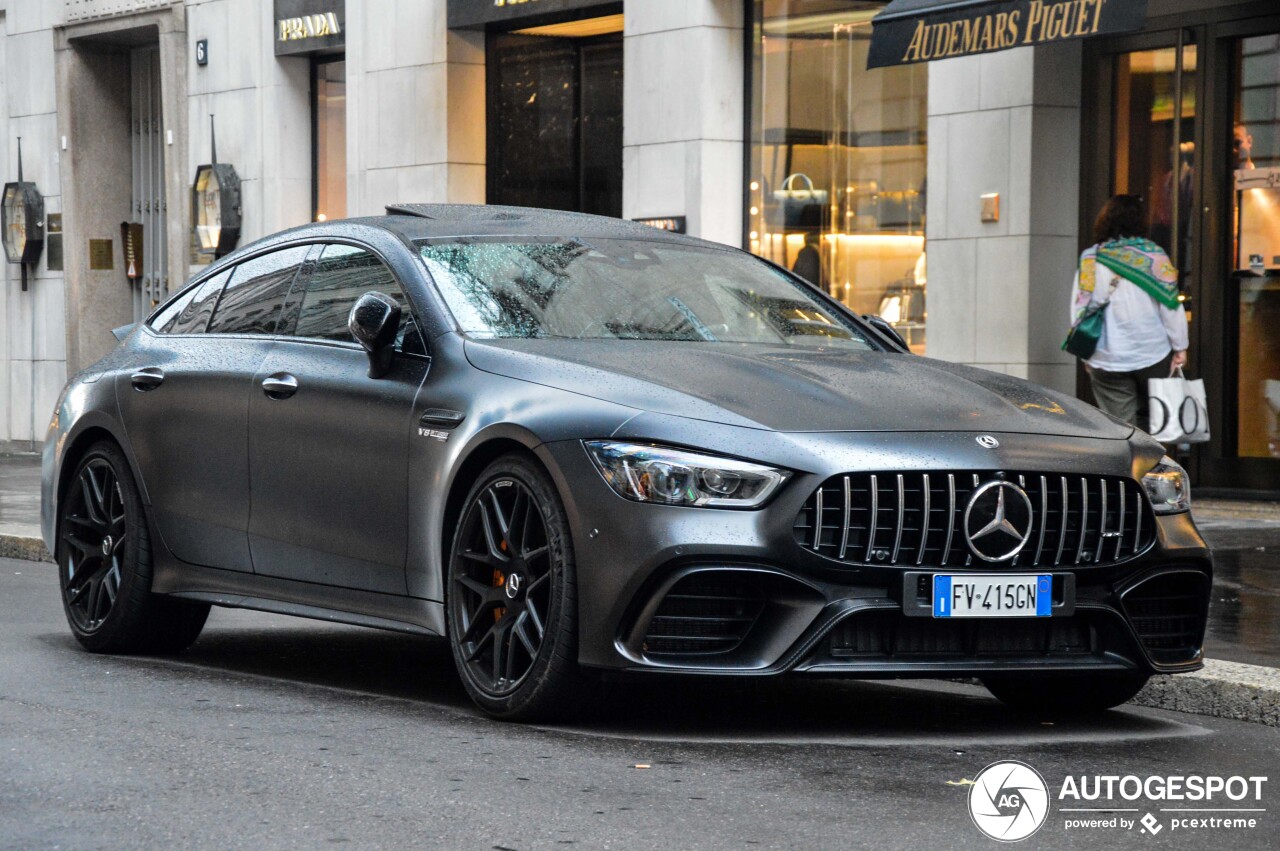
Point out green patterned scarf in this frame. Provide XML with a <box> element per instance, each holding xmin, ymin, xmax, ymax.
<box><xmin>1094</xmin><ymin>237</ymin><xmax>1181</xmax><ymax>309</ymax></box>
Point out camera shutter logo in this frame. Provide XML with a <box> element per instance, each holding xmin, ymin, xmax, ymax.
<box><xmin>968</xmin><ymin>760</ymin><xmax>1050</xmax><ymax>842</ymax></box>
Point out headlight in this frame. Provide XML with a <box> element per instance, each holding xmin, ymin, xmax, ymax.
<box><xmin>583</xmin><ymin>441</ymin><xmax>788</xmax><ymax>508</ymax></box>
<box><xmin>1141</xmin><ymin>455</ymin><xmax>1190</xmax><ymax>514</ymax></box>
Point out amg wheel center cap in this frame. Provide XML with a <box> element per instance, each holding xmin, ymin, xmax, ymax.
<box><xmin>101</xmin><ymin>535</ymin><xmax>113</xmax><ymax>556</ymax></box>
<box><xmin>963</xmin><ymin>481</ymin><xmax>1034</xmax><ymax>562</ymax></box>
<box><xmin>504</xmin><ymin>572</ymin><xmax>522</xmax><ymax>600</ymax></box>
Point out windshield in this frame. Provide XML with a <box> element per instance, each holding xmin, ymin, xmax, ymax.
<box><xmin>416</xmin><ymin>237</ymin><xmax>876</xmax><ymax>350</ymax></box>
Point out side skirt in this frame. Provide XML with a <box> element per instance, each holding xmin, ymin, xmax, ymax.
<box><xmin>154</xmin><ymin>561</ymin><xmax>446</xmax><ymax>637</ymax></box>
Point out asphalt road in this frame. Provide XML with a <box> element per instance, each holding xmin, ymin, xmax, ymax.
<box><xmin>2</xmin><ymin>560</ymin><xmax>1278</xmax><ymax>850</ymax></box>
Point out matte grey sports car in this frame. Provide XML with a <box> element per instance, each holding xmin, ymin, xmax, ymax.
<box><xmin>42</xmin><ymin>204</ymin><xmax>1211</xmax><ymax>720</ymax></box>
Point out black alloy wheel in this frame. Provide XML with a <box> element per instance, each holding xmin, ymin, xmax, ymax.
<box><xmin>447</xmin><ymin>454</ymin><xmax>582</xmax><ymax>720</ymax></box>
<box><xmin>62</xmin><ymin>456</ymin><xmax>127</xmax><ymax>634</ymax></box>
<box><xmin>58</xmin><ymin>441</ymin><xmax>209</xmax><ymax>653</ymax></box>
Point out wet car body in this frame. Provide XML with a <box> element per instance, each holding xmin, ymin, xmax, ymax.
<box><xmin>42</xmin><ymin>204</ymin><xmax>1212</xmax><ymax>718</ymax></box>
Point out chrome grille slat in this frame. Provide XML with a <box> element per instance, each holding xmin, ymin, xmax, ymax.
<box><xmin>795</xmin><ymin>470</ymin><xmax>1155</xmax><ymax>569</ymax></box>
<box><xmin>1035</xmin><ymin>474</ymin><xmax>1047</xmax><ymax>566</ymax></box>
<box><xmin>942</xmin><ymin>474</ymin><xmax>955</xmax><ymax>567</ymax></box>
<box><xmin>891</xmin><ymin>474</ymin><xmax>905</xmax><ymax>563</ymax></box>
<box><xmin>1094</xmin><ymin>477</ymin><xmax>1108</xmax><ymax>563</ymax></box>
<box><xmin>838</xmin><ymin>476</ymin><xmax>851</xmax><ymax>560</ymax></box>
<box><xmin>1116</xmin><ymin>481</ymin><xmax>1127</xmax><ymax>561</ymax></box>
<box><xmin>866</xmin><ymin>474</ymin><xmax>879</xmax><ymax>563</ymax></box>
<box><xmin>916</xmin><ymin>473</ymin><xmax>931</xmax><ymax>566</ymax></box>
<box><xmin>1055</xmin><ymin>476</ymin><xmax>1068</xmax><ymax>566</ymax></box>
<box><xmin>812</xmin><ymin>485</ymin><xmax>824</xmax><ymax>550</ymax></box>
<box><xmin>1075</xmin><ymin>476</ymin><xmax>1088</xmax><ymax>564</ymax></box>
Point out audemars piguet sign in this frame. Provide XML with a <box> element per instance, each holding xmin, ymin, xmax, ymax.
<box><xmin>274</xmin><ymin>0</ymin><xmax>345</xmax><ymax>56</ymax></box>
<box><xmin>867</xmin><ymin>0</ymin><xmax>1148</xmax><ymax>68</ymax></box>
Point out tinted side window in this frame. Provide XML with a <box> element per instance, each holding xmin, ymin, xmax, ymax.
<box><xmin>207</xmin><ymin>246</ymin><xmax>309</xmax><ymax>335</ymax></box>
<box><xmin>294</xmin><ymin>244</ymin><xmax>424</xmax><ymax>353</ymax></box>
<box><xmin>156</xmin><ymin>270</ymin><xmax>230</xmax><ymax>334</ymax></box>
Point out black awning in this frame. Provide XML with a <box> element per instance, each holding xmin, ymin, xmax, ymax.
<box><xmin>867</xmin><ymin>0</ymin><xmax>1147</xmax><ymax>68</ymax></box>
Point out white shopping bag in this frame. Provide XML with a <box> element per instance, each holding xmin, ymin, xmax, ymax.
<box><xmin>1148</xmin><ymin>368</ymin><xmax>1210</xmax><ymax>444</ymax></box>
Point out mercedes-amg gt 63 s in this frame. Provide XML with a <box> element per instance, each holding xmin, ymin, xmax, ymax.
<box><xmin>43</xmin><ymin>204</ymin><xmax>1211</xmax><ymax>720</ymax></box>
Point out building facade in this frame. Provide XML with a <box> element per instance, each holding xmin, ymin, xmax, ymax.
<box><xmin>1</xmin><ymin>0</ymin><xmax>1277</xmax><ymax>493</ymax></box>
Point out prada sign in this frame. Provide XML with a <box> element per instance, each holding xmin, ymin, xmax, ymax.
<box><xmin>448</xmin><ymin>0</ymin><xmax>620</xmax><ymax>30</ymax></box>
<box><xmin>867</xmin><ymin>0</ymin><xmax>1147</xmax><ymax>68</ymax></box>
<box><xmin>274</xmin><ymin>0</ymin><xmax>345</xmax><ymax>56</ymax></box>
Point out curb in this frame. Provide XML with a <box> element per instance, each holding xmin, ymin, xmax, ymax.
<box><xmin>0</xmin><ymin>533</ymin><xmax>52</xmax><ymax>563</ymax></box>
<box><xmin>1131</xmin><ymin>659</ymin><xmax>1280</xmax><ymax>727</ymax></box>
<box><xmin>2</xmin><ymin>530</ymin><xmax>1276</xmax><ymax>727</ymax></box>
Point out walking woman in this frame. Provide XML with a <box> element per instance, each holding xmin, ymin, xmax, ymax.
<box><xmin>1068</xmin><ymin>194</ymin><xmax>1189</xmax><ymax>434</ymax></box>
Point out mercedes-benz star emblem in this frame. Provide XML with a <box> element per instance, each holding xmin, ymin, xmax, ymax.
<box><xmin>963</xmin><ymin>481</ymin><xmax>1034</xmax><ymax>562</ymax></box>
<box><xmin>505</xmin><ymin>573</ymin><xmax>522</xmax><ymax>600</ymax></box>
<box><xmin>101</xmin><ymin>535</ymin><xmax>113</xmax><ymax>557</ymax></box>
<box><xmin>976</xmin><ymin>435</ymin><xmax>1000</xmax><ymax>449</ymax></box>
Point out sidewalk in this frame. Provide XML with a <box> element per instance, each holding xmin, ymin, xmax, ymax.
<box><xmin>0</xmin><ymin>453</ymin><xmax>42</xmax><ymax>561</ymax></box>
<box><xmin>3</xmin><ymin>451</ymin><xmax>1280</xmax><ymax>725</ymax></box>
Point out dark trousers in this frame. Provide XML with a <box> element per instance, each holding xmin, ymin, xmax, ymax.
<box><xmin>1086</xmin><ymin>351</ymin><xmax>1174</xmax><ymax>434</ymax></box>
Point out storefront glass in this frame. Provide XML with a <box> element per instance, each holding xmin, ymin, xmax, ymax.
<box><xmin>313</xmin><ymin>59</ymin><xmax>347</xmax><ymax>222</ymax></box>
<box><xmin>1233</xmin><ymin>35</ymin><xmax>1280</xmax><ymax>458</ymax></box>
<box><xmin>748</xmin><ymin>0</ymin><xmax>928</xmax><ymax>352</ymax></box>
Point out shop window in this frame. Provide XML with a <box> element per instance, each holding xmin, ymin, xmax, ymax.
<box><xmin>313</xmin><ymin>59</ymin><xmax>347</xmax><ymax>222</ymax></box>
<box><xmin>748</xmin><ymin>0</ymin><xmax>927</xmax><ymax>352</ymax></box>
<box><xmin>1233</xmin><ymin>35</ymin><xmax>1280</xmax><ymax>458</ymax></box>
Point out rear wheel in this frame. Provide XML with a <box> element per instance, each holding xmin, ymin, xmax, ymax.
<box><xmin>446</xmin><ymin>453</ymin><xmax>583</xmax><ymax>721</ymax></box>
<box><xmin>981</xmin><ymin>671</ymin><xmax>1150</xmax><ymax>715</ymax></box>
<box><xmin>58</xmin><ymin>441</ymin><xmax>209</xmax><ymax>654</ymax></box>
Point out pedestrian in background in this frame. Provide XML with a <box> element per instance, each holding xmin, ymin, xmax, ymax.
<box><xmin>1068</xmin><ymin>194</ymin><xmax>1189</xmax><ymax>433</ymax></box>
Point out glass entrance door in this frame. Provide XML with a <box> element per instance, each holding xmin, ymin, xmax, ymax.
<box><xmin>1110</xmin><ymin>41</ymin><xmax>1198</xmax><ymax>289</ymax></box>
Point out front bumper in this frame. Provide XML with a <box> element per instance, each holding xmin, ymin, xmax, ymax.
<box><xmin>541</xmin><ymin>433</ymin><xmax>1212</xmax><ymax>678</ymax></box>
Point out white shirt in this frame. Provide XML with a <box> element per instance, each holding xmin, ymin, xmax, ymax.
<box><xmin>1069</xmin><ymin>253</ymin><xmax>1189</xmax><ymax>373</ymax></box>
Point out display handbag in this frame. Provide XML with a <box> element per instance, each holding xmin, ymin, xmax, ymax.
<box><xmin>771</xmin><ymin>173</ymin><xmax>829</xmax><ymax>227</ymax></box>
<box><xmin>1148</xmin><ymin>367</ymin><xmax>1211</xmax><ymax>444</ymax></box>
<box><xmin>1063</xmin><ymin>264</ymin><xmax>1120</xmax><ymax>360</ymax></box>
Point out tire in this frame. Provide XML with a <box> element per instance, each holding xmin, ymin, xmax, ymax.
<box><xmin>57</xmin><ymin>441</ymin><xmax>210</xmax><ymax>654</ymax></box>
<box><xmin>446</xmin><ymin>453</ymin><xmax>585</xmax><ymax>721</ymax></box>
<box><xmin>981</xmin><ymin>671</ymin><xmax>1150</xmax><ymax>715</ymax></box>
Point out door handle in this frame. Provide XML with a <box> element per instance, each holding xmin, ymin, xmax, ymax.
<box><xmin>130</xmin><ymin>367</ymin><xmax>165</xmax><ymax>391</ymax></box>
<box><xmin>262</xmin><ymin>373</ymin><xmax>299</xmax><ymax>400</ymax></box>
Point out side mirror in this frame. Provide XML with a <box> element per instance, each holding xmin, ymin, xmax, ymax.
<box><xmin>863</xmin><ymin>314</ymin><xmax>909</xmax><ymax>351</ymax></box>
<box><xmin>349</xmin><ymin>291</ymin><xmax>401</xmax><ymax>378</ymax></box>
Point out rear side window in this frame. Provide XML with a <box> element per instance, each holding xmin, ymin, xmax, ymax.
<box><xmin>293</xmin><ymin>244</ymin><xmax>425</xmax><ymax>353</ymax></box>
<box><xmin>152</xmin><ymin>270</ymin><xmax>230</xmax><ymax>334</ymax></box>
<box><xmin>207</xmin><ymin>246</ymin><xmax>309</xmax><ymax>335</ymax></box>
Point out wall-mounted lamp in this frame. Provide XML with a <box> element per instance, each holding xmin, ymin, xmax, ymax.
<box><xmin>191</xmin><ymin>115</ymin><xmax>241</xmax><ymax>259</ymax></box>
<box><xmin>3</xmin><ymin>138</ymin><xmax>45</xmax><ymax>291</ymax></box>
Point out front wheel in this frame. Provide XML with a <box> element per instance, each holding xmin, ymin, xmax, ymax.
<box><xmin>981</xmin><ymin>671</ymin><xmax>1150</xmax><ymax>715</ymax></box>
<box><xmin>58</xmin><ymin>441</ymin><xmax>210</xmax><ymax>654</ymax></box>
<box><xmin>446</xmin><ymin>453</ymin><xmax>584</xmax><ymax>721</ymax></box>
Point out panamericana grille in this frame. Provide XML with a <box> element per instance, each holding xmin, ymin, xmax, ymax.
<box><xmin>793</xmin><ymin>472</ymin><xmax>1155</xmax><ymax>568</ymax></box>
<box><xmin>1122</xmin><ymin>571</ymin><xmax>1208</xmax><ymax>663</ymax></box>
<box><xmin>826</xmin><ymin>610</ymin><xmax>1099</xmax><ymax>659</ymax></box>
<box><xmin>642</xmin><ymin>573</ymin><xmax>766</xmax><ymax>656</ymax></box>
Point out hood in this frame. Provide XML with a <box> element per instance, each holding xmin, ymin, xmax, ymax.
<box><xmin>464</xmin><ymin>339</ymin><xmax>1132</xmax><ymax>439</ymax></box>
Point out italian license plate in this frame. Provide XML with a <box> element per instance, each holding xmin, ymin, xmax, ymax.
<box><xmin>933</xmin><ymin>574</ymin><xmax>1052</xmax><ymax>618</ymax></box>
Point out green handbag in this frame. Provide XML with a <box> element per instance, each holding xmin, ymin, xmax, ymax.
<box><xmin>1063</xmin><ymin>265</ymin><xmax>1119</xmax><ymax>359</ymax></box>
<box><xmin>1062</xmin><ymin>302</ymin><xmax>1108</xmax><ymax>359</ymax></box>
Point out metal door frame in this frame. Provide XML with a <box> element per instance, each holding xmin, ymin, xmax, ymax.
<box><xmin>130</xmin><ymin>44</ymin><xmax>167</xmax><ymax>321</ymax></box>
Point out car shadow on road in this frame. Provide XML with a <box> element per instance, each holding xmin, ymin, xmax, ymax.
<box><xmin>49</xmin><ymin>610</ymin><xmax>1204</xmax><ymax>746</ymax></box>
